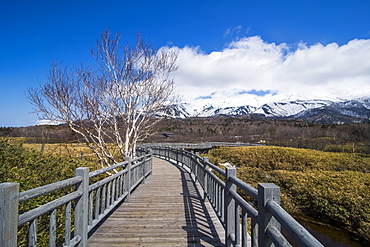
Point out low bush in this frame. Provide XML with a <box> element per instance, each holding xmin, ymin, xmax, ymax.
<box><xmin>210</xmin><ymin>146</ymin><xmax>370</xmax><ymax>172</ymax></box>
<box><xmin>0</xmin><ymin>138</ymin><xmax>99</xmax><ymax>190</ymax></box>
<box><xmin>0</xmin><ymin>138</ymin><xmax>100</xmax><ymax>246</ymax></box>
<box><xmin>209</xmin><ymin>146</ymin><xmax>370</xmax><ymax>242</ymax></box>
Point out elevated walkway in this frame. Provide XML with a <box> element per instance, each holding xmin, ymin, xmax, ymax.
<box><xmin>0</xmin><ymin>147</ymin><xmax>322</xmax><ymax>246</ymax></box>
<box><xmin>87</xmin><ymin>157</ymin><xmax>225</xmax><ymax>246</ymax></box>
<box><xmin>142</xmin><ymin>142</ymin><xmax>260</xmax><ymax>153</ymax></box>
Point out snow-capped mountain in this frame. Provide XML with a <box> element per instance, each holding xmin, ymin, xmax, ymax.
<box><xmin>254</xmin><ymin>100</ymin><xmax>333</xmax><ymax>117</ymax></box>
<box><xmin>291</xmin><ymin>98</ymin><xmax>370</xmax><ymax>123</ymax></box>
<box><xmin>194</xmin><ymin>104</ymin><xmax>257</xmax><ymax>117</ymax></box>
<box><xmin>168</xmin><ymin>97</ymin><xmax>370</xmax><ymax>123</ymax></box>
<box><xmin>166</xmin><ymin>103</ymin><xmax>257</xmax><ymax>118</ymax></box>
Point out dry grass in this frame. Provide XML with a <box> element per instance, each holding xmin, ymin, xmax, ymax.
<box><xmin>23</xmin><ymin>143</ymin><xmax>94</xmax><ymax>158</ymax></box>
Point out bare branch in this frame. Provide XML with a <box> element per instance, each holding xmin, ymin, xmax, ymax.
<box><xmin>28</xmin><ymin>29</ymin><xmax>178</xmax><ymax>164</ymax></box>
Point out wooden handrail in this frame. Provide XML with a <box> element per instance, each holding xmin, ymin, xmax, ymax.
<box><xmin>0</xmin><ymin>152</ymin><xmax>152</xmax><ymax>247</ymax></box>
<box><xmin>19</xmin><ymin>176</ymin><xmax>83</xmax><ymax>203</ymax></box>
<box><xmin>266</xmin><ymin>200</ymin><xmax>323</xmax><ymax>247</ymax></box>
<box><xmin>152</xmin><ymin>146</ymin><xmax>323</xmax><ymax>247</ymax></box>
<box><xmin>1</xmin><ymin>146</ymin><xmax>323</xmax><ymax>247</ymax></box>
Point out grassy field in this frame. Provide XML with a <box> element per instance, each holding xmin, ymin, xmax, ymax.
<box><xmin>208</xmin><ymin>146</ymin><xmax>370</xmax><ymax>243</ymax></box>
<box><xmin>0</xmin><ymin>138</ymin><xmax>103</xmax><ymax>246</ymax></box>
<box><xmin>24</xmin><ymin>142</ymin><xmax>95</xmax><ymax>157</ymax></box>
<box><xmin>23</xmin><ymin>141</ymin><xmax>124</xmax><ymax>162</ymax></box>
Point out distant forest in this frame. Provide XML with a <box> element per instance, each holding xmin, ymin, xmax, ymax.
<box><xmin>2</xmin><ymin>116</ymin><xmax>370</xmax><ymax>154</ymax></box>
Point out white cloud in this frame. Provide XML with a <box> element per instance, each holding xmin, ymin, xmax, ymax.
<box><xmin>224</xmin><ymin>25</ymin><xmax>250</xmax><ymax>38</ymax></box>
<box><xmin>171</xmin><ymin>37</ymin><xmax>370</xmax><ymax>107</ymax></box>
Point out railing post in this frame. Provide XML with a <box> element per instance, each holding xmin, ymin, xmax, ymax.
<box><xmin>75</xmin><ymin>167</ymin><xmax>89</xmax><ymax>247</ymax></box>
<box><xmin>225</xmin><ymin>167</ymin><xmax>236</xmax><ymax>247</ymax></box>
<box><xmin>258</xmin><ymin>183</ymin><xmax>281</xmax><ymax>247</ymax></box>
<box><xmin>194</xmin><ymin>152</ymin><xmax>200</xmax><ymax>182</ymax></box>
<box><xmin>147</xmin><ymin>149</ymin><xmax>153</xmax><ymax>176</ymax></box>
<box><xmin>125</xmin><ymin>157</ymin><xmax>132</xmax><ymax>202</ymax></box>
<box><xmin>180</xmin><ymin>149</ymin><xmax>184</xmax><ymax>167</ymax></box>
<box><xmin>141</xmin><ymin>156</ymin><xmax>146</xmax><ymax>184</ymax></box>
<box><xmin>251</xmin><ymin>216</ymin><xmax>258</xmax><ymax>247</ymax></box>
<box><xmin>0</xmin><ymin>183</ymin><xmax>19</xmax><ymax>247</ymax></box>
<box><xmin>149</xmin><ymin>152</ymin><xmax>153</xmax><ymax>175</ymax></box>
<box><xmin>203</xmin><ymin>157</ymin><xmax>209</xmax><ymax>201</ymax></box>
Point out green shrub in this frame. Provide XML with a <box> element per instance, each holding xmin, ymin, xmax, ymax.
<box><xmin>270</xmin><ymin>170</ymin><xmax>370</xmax><ymax>240</ymax></box>
<box><xmin>209</xmin><ymin>146</ymin><xmax>370</xmax><ymax>242</ymax></box>
<box><xmin>1</xmin><ymin>138</ymin><xmax>100</xmax><ymax>187</ymax></box>
<box><xmin>0</xmin><ymin>138</ymin><xmax>99</xmax><ymax>246</ymax></box>
<box><xmin>210</xmin><ymin>146</ymin><xmax>370</xmax><ymax>172</ymax></box>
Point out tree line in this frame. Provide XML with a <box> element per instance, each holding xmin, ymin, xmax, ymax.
<box><xmin>3</xmin><ymin>116</ymin><xmax>370</xmax><ymax>154</ymax></box>
<box><xmin>146</xmin><ymin>116</ymin><xmax>370</xmax><ymax>154</ymax></box>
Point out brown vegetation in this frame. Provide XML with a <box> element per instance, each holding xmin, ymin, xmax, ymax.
<box><xmin>208</xmin><ymin>146</ymin><xmax>370</xmax><ymax>243</ymax></box>
<box><xmin>2</xmin><ymin>116</ymin><xmax>370</xmax><ymax>154</ymax></box>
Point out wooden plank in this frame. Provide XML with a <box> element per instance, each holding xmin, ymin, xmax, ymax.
<box><xmin>88</xmin><ymin>157</ymin><xmax>225</xmax><ymax>246</ymax></box>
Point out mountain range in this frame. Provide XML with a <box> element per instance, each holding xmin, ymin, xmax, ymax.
<box><xmin>168</xmin><ymin>97</ymin><xmax>370</xmax><ymax>124</ymax></box>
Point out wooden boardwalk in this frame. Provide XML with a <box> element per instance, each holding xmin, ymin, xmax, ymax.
<box><xmin>88</xmin><ymin>157</ymin><xmax>225</xmax><ymax>246</ymax></box>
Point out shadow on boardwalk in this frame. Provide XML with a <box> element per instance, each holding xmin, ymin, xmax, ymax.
<box><xmin>179</xmin><ymin>161</ymin><xmax>224</xmax><ymax>246</ymax></box>
<box><xmin>88</xmin><ymin>157</ymin><xmax>225</xmax><ymax>247</ymax></box>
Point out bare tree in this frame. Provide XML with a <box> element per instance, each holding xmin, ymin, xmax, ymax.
<box><xmin>28</xmin><ymin>30</ymin><xmax>178</xmax><ymax>167</ymax></box>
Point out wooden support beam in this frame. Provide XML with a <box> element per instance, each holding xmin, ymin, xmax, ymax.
<box><xmin>258</xmin><ymin>183</ymin><xmax>281</xmax><ymax>247</ymax></box>
<box><xmin>0</xmin><ymin>183</ymin><xmax>19</xmax><ymax>247</ymax></box>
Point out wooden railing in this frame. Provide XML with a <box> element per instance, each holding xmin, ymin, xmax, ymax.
<box><xmin>152</xmin><ymin>146</ymin><xmax>323</xmax><ymax>247</ymax></box>
<box><xmin>1</xmin><ymin>145</ymin><xmax>323</xmax><ymax>247</ymax></box>
<box><xmin>0</xmin><ymin>152</ymin><xmax>152</xmax><ymax>247</ymax></box>
<box><xmin>142</xmin><ymin>141</ymin><xmax>260</xmax><ymax>150</ymax></box>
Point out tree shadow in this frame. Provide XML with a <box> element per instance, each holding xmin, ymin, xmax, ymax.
<box><xmin>171</xmin><ymin>161</ymin><xmax>225</xmax><ymax>247</ymax></box>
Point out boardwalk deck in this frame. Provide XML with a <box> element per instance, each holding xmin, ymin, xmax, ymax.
<box><xmin>88</xmin><ymin>157</ymin><xmax>225</xmax><ymax>246</ymax></box>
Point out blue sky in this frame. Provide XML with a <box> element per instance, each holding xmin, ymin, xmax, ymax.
<box><xmin>1</xmin><ymin>0</ymin><xmax>370</xmax><ymax>127</ymax></box>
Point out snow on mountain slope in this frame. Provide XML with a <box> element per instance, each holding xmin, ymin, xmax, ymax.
<box><xmin>198</xmin><ymin>104</ymin><xmax>257</xmax><ymax>117</ymax></box>
<box><xmin>290</xmin><ymin>98</ymin><xmax>370</xmax><ymax>123</ymax></box>
<box><xmin>169</xmin><ymin>102</ymin><xmax>256</xmax><ymax>117</ymax></box>
<box><xmin>254</xmin><ymin>100</ymin><xmax>333</xmax><ymax>117</ymax></box>
<box><xmin>167</xmin><ymin>97</ymin><xmax>370</xmax><ymax>123</ymax></box>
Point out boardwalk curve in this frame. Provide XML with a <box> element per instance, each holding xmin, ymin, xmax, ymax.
<box><xmin>88</xmin><ymin>157</ymin><xmax>225</xmax><ymax>246</ymax></box>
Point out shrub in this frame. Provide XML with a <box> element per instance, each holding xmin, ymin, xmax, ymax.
<box><xmin>0</xmin><ymin>138</ymin><xmax>98</xmax><ymax>189</ymax></box>
<box><xmin>209</xmin><ymin>146</ymin><xmax>370</xmax><ymax>242</ymax></box>
<box><xmin>210</xmin><ymin>146</ymin><xmax>370</xmax><ymax>172</ymax></box>
<box><xmin>0</xmin><ymin>138</ymin><xmax>99</xmax><ymax>246</ymax></box>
